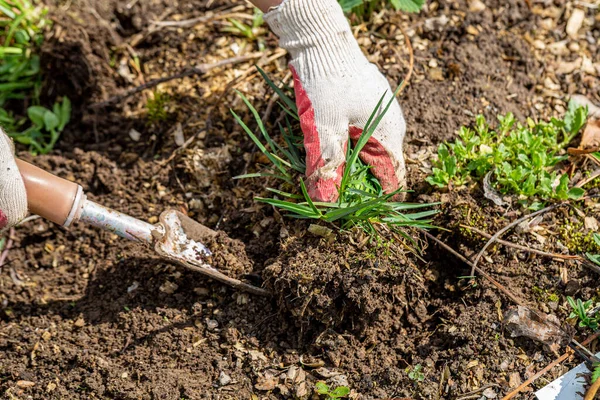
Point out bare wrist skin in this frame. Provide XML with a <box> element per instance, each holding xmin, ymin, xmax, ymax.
<box><xmin>249</xmin><ymin>0</ymin><xmax>283</xmax><ymax>13</ymax></box>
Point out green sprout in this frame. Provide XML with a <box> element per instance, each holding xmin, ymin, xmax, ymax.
<box><xmin>427</xmin><ymin>101</ymin><xmax>589</xmax><ymax>206</ymax></box>
<box><xmin>232</xmin><ymin>67</ymin><xmax>437</xmax><ymax>238</ymax></box>
<box><xmin>406</xmin><ymin>364</ymin><xmax>425</xmax><ymax>382</ymax></box>
<box><xmin>315</xmin><ymin>381</ymin><xmax>350</xmax><ymax>399</ymax></box>
<box><xmin>221</xmin><ymin>8</ymin><xmax>266</xmax><ymax>51</ymax></box>
<box><xmin>567</xmin><ymin>296</ymin><xmax>600</xmax><ymax>331</ymax></box>
<box><xmin>145</xmin><ymin>90</ymin><xmax>170</xmax><ymax>124</ymax></box>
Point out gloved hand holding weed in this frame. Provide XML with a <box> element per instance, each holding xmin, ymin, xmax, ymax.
<box><xmin>0</xmin><ymin>129</ymin><xmax>27</xmax><ymax>230</ymax></box>
<box><xmin>264</xmin><ymin>0</ymin><xmax>407</xmax><ymax>202</ymax></box>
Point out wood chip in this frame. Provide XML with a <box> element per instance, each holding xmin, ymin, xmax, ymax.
<box><xmin>566</xmin><ymin>8</ymin><xmax>585</xmax><ymax>38</ymax></box>
<box><xmin>468</xmin><ymin>0</ymin><xmax>486</xmax><ymax>12</ymax></box>
<box><xmin>555</xmin><ymin>58</ymin><xmax>582</xmax><ymax>75</ymax></box>
<box><xmin>585</xmin><ymin>216</ymin><xmax>599</xmax><ymax>231</ymax></box>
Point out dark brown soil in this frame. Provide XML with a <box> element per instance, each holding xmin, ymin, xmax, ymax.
<box><xmin>1</xmin><ymin>0</ymin><xmax>599</xmax><ymax>399</ymax></box>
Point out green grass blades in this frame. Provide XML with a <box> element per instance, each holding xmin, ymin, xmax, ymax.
<box><xmin>426</xmin><ymin>101</ymin><xmax>589</xmax><ymax>204</ymax></box>
<box><xmin>1</xmin><ymin>0</ymin><xmax>72</xmax><ymax>154</ymax></box>
<box><xmin>221</xmin><ymin>8</ymin><xmax>266</xmax><ymax>51</ymax></box>
<box><xmin>567</xmin><ymin>296</ymin><xmax>599</xmax><ymax>331</ymax></box>
<box><xmin>233</xmin><ymin>68</ymin><xmax>437</xmax><ymax>237</ymax></box>
<box><xmin>0</xmin><ymin>0</ymin><xmax>48</xmax><ymax>105</ymax></box>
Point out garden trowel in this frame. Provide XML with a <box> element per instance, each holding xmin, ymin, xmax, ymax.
<box><xmin>15</xmin><ymin>159</ymin><xmax>268</xmax><ymax>296</ymax></box>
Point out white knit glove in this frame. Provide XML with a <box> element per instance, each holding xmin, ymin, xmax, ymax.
<box><xmin>0</xmin><ymin>129</ymin><xmax>27</xmax><ymax>230</ymax></box>
<box><xmin>264</xmin><ymin>0</ymin><xmax>406</xmax><ymax>202</ymax></box>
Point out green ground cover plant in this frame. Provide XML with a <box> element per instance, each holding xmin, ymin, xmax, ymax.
<box><xmin>0</xmin><ymin>0</ymin><xmax>70</xmax><ymax>153</ymax></box>
<box><xmin>427</xmin><ymin>101</ymin><xmax>588</xmax><ymax>207</ymax></box>
<box><xmin>232</xmin><ymin>67</ymin><xmax>437</xmax><ymax>237</ymax></box>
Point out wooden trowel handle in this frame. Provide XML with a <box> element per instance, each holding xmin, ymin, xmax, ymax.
<box><xmin>15</xmin><ymin>159</ymin><xmax>83</xmax><ymax>227</ymax></box>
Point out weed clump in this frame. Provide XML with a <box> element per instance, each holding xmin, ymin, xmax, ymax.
<box><xmin>427</xmin><ymin>102</ymin><xmax>589</xmax><ymax>206</ymax></box>
<box><xmin>0</xmin><ymin>0</ymin><xmax>71</xmax><ymax>153</ymax></box>
<box><xmin>232</xmin><ymin>67</ymin><xmax>437</xmax><ymax>238</ymax></box>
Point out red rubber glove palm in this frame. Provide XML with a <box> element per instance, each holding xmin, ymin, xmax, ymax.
<box><xmin>265</xmin><ymin>0</ymin><xmax>407</xmax><ymax>202</ymax></box>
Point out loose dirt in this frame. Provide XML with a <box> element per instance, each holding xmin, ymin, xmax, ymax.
<box><xmin>1</xmin><ymin>0</ymin><xmax>599</xmax><ymax>399</ymax></box>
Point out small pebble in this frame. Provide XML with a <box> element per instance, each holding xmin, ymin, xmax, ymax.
<box><xmin>468</xmin><ymin>0</ymin><xmax>486</xmax><ymax>12</ymax></box>
<box><xmin>218</xmin><ymin>371</ymin><xmax>231</xmax><ymax>386</ymax></box>
<box><xmin>206</xmin><ymin>319</ymin><xmax>219</xmax><ymax>331</ymax></box>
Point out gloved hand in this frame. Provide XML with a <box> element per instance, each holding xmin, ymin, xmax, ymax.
<box><xmin>264</xmin><ymin>0</ymin><xmax>406</xmax><ymax>202</ymax></box>
<box><xmin>0</xmin><ymin>129</ymin><xmax>27</xmax><ymax>230</ymax></box>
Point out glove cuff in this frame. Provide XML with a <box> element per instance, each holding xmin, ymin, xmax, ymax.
<box><xmin>264</xmin><ymin>0</ymin><xmax>368</xmax><ymax>79</ymax></box>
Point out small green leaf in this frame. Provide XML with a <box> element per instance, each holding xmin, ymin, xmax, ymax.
<box><xmin>567</xmin><ymin>187</ymin><xmax>585</xmax><ymax>200</ymax></box>
<box><xmin>27</xmin><ymin>106</ymin><xmax>48</xmax><ymax>127</ymax></box>
<box><xmin>389</xmin><ymin>0</ymin><xmax>425</xmax><ymax>12</ymax></box>
<box><xmin>43</xmin><ymin>111</ymin><xmax>59</xmax><ymax>131</ymax></box>
<box><xmin>315</xmin><ymin>381</ymin><xmax>330</xmax><ymax>395</ymax></box>
<box><xmin>58</xmin><ymin>97</ymin><xmax>71</xmax><ymax>131</ymax></box>
<box><xmin>593</xmin><ymin>233</ymin><xmax>600</xmax><ymax>247</ymax></box>
<box><xmin>338</xmin><ymin>0</ymin><xmax>363</xmax><ymax>12</ymax></box>
<box><xmin>564</xmin><ymin>100</ymin><xmax>588</xmax><ymax>136</ymax></box>
<box><xmin>330</xmin><ymin>386</ymin><xmax>350</xmax><ymax>398</ymax></box>
<box><xmin>587</xmin><ymin>253</ymin><xmax>600</xmax><ymax>267</ymax></box>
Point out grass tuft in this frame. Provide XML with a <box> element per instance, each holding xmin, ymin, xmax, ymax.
<box><xmin>232</xmin><ymin>66</ymin><xmax>437</xmax><ymax>238</ymax></box>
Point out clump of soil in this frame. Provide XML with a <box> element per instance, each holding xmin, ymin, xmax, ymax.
<box><xmin>203</xmin><ymin>231</ymin><xmax>255</xmax><ymax>278</ymax></box>
<box><xmin>264</xmin><ymin>229</ymin><xmax>426</xmax><ymax>338</ymax></box>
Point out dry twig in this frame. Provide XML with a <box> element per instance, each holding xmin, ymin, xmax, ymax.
<box><xmin>420</xmin><ymin>229</ymin><xmax>528</xmax><ymax>307</ymax></box>
<box><xmin>469</xmin><ymin>204</ymin><xmax>561</xmax><ymax>277</ymax></box>
<box><xmin>460</xmin><ymin>224</ymin><xmax>579</xmax><ymax>261</ymax></box>
<box><xmin>461</xmin><ymin>224</ymin><xmax>600</xmax><ymax>275</ymax></box>
<box><xmin>501</xmin><ymin>331</ymin><xmax>600</xmax><ymax>400</ymax></box>
<box><xmin>90</xmin><ymin>53</ymin><xmax>263</xmax><ymax>108</ymax></box>
<box><xmin>585</xmin><ymin>375</ymin><xmax>600</xmax><ymax>400</ymax></box>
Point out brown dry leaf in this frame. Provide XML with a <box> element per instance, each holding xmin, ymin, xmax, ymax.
<box><xmin>580</xmin><ymin>119</ymin><xmax>600</xmax><ymax>150</ymax></box>
<box><xmin>255</xmin><ymin>373</ymin><xmax>277</xmax><ymax>391</ymax></box>
<box><xmin>503</xmin><ymin>306</ymin><xmax>570</xmax><ymax>350</ymax></box>
<box><xmin>508</xmin><ymin>372</ymin><xmax>522</xmax><ymax>388</ymax></box>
